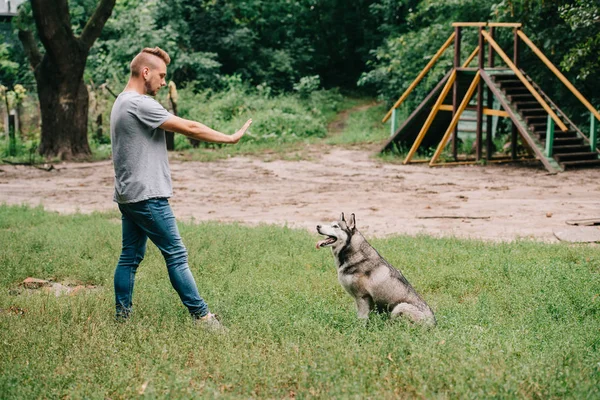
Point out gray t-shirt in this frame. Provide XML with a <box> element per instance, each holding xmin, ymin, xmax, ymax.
<box><xmin>110</xmin><ymin>91</ymin><xmax>173</xmax><ymax>204</ymax></box>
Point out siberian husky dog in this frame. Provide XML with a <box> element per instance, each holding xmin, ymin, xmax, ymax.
<box><xmin>316</xmin><ymin>213</ymin><xmax>436</xmax><ymax>326</ymax></box>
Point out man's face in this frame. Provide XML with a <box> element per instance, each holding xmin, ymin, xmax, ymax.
<box><xmin>143</xmin><ymin>61</ymin><xmax>167</xmax><ymax>96</ymax></box>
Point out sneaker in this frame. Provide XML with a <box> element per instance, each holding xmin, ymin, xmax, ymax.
<box><xmin>194</xmin><ymin>312</ymin><xmax>228</xmax><ymax>333</ymax></box>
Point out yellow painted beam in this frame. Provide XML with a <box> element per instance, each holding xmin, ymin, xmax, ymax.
<box><xmin>484</xmin><ymin>108</ymin><xmax>509</xmax><ymax>117</ymax></box>
<box><xmin>402</xmin><ymin>70</ymin><xmax>457</xmax><ymax>164</ymax></box>
<box><xmin>481</xmin><ymin>30</ymin><xmax>568</xmax><ymax>132</ymax></box>
<box><xmin>452</xmin><ymin>22</ymin><xmax>522</xmax><ymax>28</ymax></box>
<box><xmin>429</xmin><ymin>72</ymin><xmax>481</xmax><ymax>166</ymax></box>
<box><xmin>488</xmin><ymin>22</ymin><xmax>522</xmax><ymax>28</ymax></box>
<box><xmin>382</xmin><ymin>32</ymin><xmax>456</xmax><ymax>123</ymax></box>
<box><xmin>430</xmin><ymin>157</ymin><xmax>535</xmax><ymax>167</ymax></box>
<box><xmin>517</xmin><ymin>30</ymin><xmax>600</xmax><ymax>122</ymax></box>
<box><xmin>462</xmin><ymin>47</ymin><xmax>479</xmax><ymax>68</ymax></box>
<box><xmin>438</xmin><ymin>104</ymin><xmax>509</xmax><ymax>117</ymax></box>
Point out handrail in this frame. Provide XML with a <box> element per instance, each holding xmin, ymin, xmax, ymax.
<box><xmin>382</xmin><ymin>32</ymin><xmax>456</xmax><ymax>123</ymax></box>
<box><xmin>516</xmin><ymin>30</ymin><xmax>600</xmax><ymax>122</ymax></box>
<box><xmin>480</xmin><ymin>29</ymin><xmax>568</xmax><ymax>132</ymax></box>
<box><xmin>452</xmin><ymin>22</ymin><xmax>522</xmax><ymax>28</ymax></box>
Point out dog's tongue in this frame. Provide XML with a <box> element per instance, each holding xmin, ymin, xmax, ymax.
<box><xmin>316</xmin><ymin>239</ymin><xmax>328</xmax><ymax>249</ymax></box>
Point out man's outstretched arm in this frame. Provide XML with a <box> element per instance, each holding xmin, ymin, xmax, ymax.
<box><xmin>160</xmin><ymin>116</ymin><xmax>252</xmax><ymax>144</ymax></box>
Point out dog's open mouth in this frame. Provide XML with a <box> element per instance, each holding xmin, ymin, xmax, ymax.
<box><xmin>316</xmin><ymin>235</ymin><xmax>337</xmax><ymax>249</ymax></box>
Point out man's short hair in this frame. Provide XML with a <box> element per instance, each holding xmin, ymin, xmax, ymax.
<box><xmin>130</xmin><ymin>47</ymin><xmax>171</xmax><ymax>77</ymax></box>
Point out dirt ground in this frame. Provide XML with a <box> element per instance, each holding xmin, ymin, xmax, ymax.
<box><xmin>1</xmin><ymin>147</ymin><xmax>599</xmax><ymax>242</ymax></box>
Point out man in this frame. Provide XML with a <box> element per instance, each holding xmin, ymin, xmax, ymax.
<box><xmin>110</xmin><ymin>47</ymin><xmax>252</xmax><ymax>329</ymax></box>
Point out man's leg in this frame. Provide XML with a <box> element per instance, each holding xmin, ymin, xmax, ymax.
<box><xmin>128</xmin><ymin>198</ymin><xmax>209</xmax><ymax>318</ymax></box>
<box><xmin>114</xmin><ymin>205</ymin><xmax>148</xmax><ymax>319</ymax></box>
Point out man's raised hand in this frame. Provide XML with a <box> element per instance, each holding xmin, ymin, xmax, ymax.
<box><xmin>231</xmin><ymin>119</ymin><xmax>253</xmax><ymax>144</ymax></box>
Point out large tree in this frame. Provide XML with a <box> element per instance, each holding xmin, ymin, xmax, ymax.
<box><xmin>18</xmin><ymin>0</ymin><xmax>115</xmax><ymax>160</ymax></box>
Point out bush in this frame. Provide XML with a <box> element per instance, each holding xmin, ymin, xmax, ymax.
<box><xmin>176</xmin><ymin>80</ymin><xmax>343</xmax><ymax>144</ymax></box>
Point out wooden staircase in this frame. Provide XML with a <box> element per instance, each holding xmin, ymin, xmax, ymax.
<box><xmin>492</xmin><ymin>73</ymin><xmax>600</xmax><ymax>170</ymax></box>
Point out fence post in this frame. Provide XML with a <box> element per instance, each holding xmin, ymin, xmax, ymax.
<box><xmin>545</xmin><ymin>114</ymin><xmax>554</xmax><ymax>157</ymax></box>
<box><xmin>591</xmin><ymin>111</ymin><xmax>598</xmax><ymax>152</ymax></box>
<box><xmin>390</xmin><ymin>108</ymin><xmax>397</xmax><ymax>137</ymax></box>
<box><xmin>8</xmin><ymin>114</ymin><xmax>16</xmax><ymax>157</ymax></box>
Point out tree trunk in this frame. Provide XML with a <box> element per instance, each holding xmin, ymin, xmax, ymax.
<box><xmin>17</xmin><ymin>0</ymin><xmax>116</xmax><ymax>160</ymax></box>
<box><xmin>36</xmin><ymin>60</ymin><xmax>91</xmax><ymax>159</ymax></box>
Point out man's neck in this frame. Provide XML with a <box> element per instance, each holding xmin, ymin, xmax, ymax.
<box><xmin>123</xmin><ymin>79</ymin><xmax>146</xmax><ymax>95</ymax></box>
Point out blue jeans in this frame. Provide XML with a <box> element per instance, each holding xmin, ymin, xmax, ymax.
<box><xmin>114</xmin><ymin>198</ymin><xmax>209</xmax><ymax>319</ymax></box>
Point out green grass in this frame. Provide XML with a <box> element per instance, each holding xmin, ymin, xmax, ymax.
<box><xmin>1</xmin><ymin>205</ymin><xmax>600</xmax><ymax>398</ymax></box>
<box><xmin>326</xmin><ymin>102</ymin><xmax>389</xmax><ymax>146</ymax></box>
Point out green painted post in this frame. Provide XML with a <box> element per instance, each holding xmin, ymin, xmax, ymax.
<box><xmin>591</xmin><ymin>111</ymin><xmax>598</xmax><ymax>152</ymax></box>
<box><xmin>390</xmin><ymin>108</ymin><xmax>397</xmax><ymax>137</ymax></box>
<box><xmin>545</xmin><ymin>114</ymin><xmax>554</xmax><ymax>157</ymax></box>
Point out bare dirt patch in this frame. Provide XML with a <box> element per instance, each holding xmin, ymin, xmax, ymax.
<box><xmin>1</xmin><ymin>148</ymin><xmax>599</xmax><ymax>242</ymax></box>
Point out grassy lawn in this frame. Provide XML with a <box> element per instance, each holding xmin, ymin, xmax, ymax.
<box><xmin>1</xmin><ymin>205</ymin><xmax>599</xmax><ymax>398</ymax></box>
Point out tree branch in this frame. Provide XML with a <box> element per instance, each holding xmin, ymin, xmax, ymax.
<box><xmin>30</xmin><ymin>0</ymin><xmax>76</xmax><ymax>65</ymax></box>
<box><xmin>17</xmin><ymin>29</ymin><xmax>42</xmax><ymax>70</ymax></box>
<box><xmin>79</xmin><ymin>0</ymin><xmax>117</xmax><ymax>50</ymax></box>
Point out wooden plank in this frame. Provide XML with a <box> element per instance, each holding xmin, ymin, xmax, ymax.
<box><xmin>438</xmin><ymin>105</ymin><xmax>508</xmax><ymax>117</ymax></box>
<box><xmin>566</xmin><ymin>218</ymin><xmax>600</xmax><ymax>226</ymax></box>
<box><xmin>488</xmin><ymin>22</ymin><xmax>522</xmax><ymax>28</ymax></box>
<box><xmin>517</xmin><ymin>30</ymin><xmax>600</xmax><ymax>123</ymax></box>
<box><xmin>383</xmin><ymin>32</ymin><xmax>456</xmax><ymax>123</ymax></box>
<box><xmin>484</xmin><ymin>108</ymin><xmax>509</xmax><ymax>117</ymax></box>
<box><xmin>481</xmin><ymin>30</ymin><xmax>568</xmax><ymax>132</ymax></box>
<box><xmin>452</xmin><ymin>22</ymin><xmax>522</xmax><ymax>28</ymax></box>
<box><xmin>554</xmin><ymin>227</ymin><xmax>600</xmax><ymax>243</ymax></box>
<box><xmin>403</xmin><ymin>70</ymin><xmax>457</xmax><ymax>164</ymax></box>
<box><xmin>429</xmin><ymin>72</ymin><xmax>481</xmax><ymax>165</ymax></box>
<box><xmin>430</xmin><ymin>157</ymin><xmax>536</xmax><ymax>167</ymax></box>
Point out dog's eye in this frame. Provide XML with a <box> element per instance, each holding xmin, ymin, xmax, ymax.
<box><xmin>332</xmin><ymin>224</ymin><xmax>339</xmax><ymax>228</ymax></box>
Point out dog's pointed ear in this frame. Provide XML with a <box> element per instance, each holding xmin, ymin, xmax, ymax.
<box><xmin>340</xmin><ymin>212</ymin><xmax>346</xmax><ymax>223</ymax></box>
<box><xmin>348</xmin><ymin>213</ymin><xmax>356</xmax><ymax>230</ymax></box>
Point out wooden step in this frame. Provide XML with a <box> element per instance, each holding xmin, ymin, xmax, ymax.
<box><xmin>552</xmin><ymin>144</ymin><xmax>591</xmax><ymax>154</ymax></box>
<box><xmin>508</xmin><ymin>93</ymin><xmax>536</xmax><ymax>102</ymax></box>
<box><xmin>492</xmin><ymin>75</ymin><xmax>517</xmax><ymax>82</ymax></box>
<box><xmin>514</xmin><ymin>101</ymin><xmax>541</xmax><ymax>109</ymax></box>
<box><xmin>552</xmin><ymin>137</ymin><xmax>584</xmax><ymax>146</ymax></box>
<box><xmin>503</xmin><ymin>87</ymin><xmax>530</xmax><ymax>95</ymax></box>
<box><xmin>560</xmin><ymin>159</ymin><xmax>600</xmax><ymax>170</ymax></box>
<box><xmin>519</xmin><ymin>108</ymin><xmax>546</xmax><ymax>116</ymax></box>
<box><xmin>525</xmin><ymin>115</ymin><xmax>548</xmax><ymax>124</ymax></box>
<box><xmin>538</xmin><ymin>131</ymin><xmax>578</xmax><ymax>140</ymax></box>
<box><xmin>499</xmin><ymin>80</ymin><xmax>525</xmax><ymax>88</ymax></box>
<box><xmin>554</xmin><ymin>152</ymin><xmax>599</xmax><ymax>162</ymax></box>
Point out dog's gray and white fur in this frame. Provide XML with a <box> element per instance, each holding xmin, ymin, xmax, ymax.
<box><xmin>317</xmin><ymin>213</ymin><xmax>435</xmax><ymax>326</ymax></box>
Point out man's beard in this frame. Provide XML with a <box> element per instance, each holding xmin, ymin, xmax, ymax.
<box><xmin>145</xmin><ymin>82</ymin><xmax>158</xmax><ymax>96</ymax></box>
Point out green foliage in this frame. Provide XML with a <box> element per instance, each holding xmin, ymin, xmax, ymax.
<box><xmin>559</xmin><ymin>0</ymin><xmax>600</xmax><ymax>81</ymax></box>
<box><xmin>176</xmin><ymin>79</ymin><xmax>343</xmax><ymax>145</ymax></box>
<box><xmin>1</xmin><ymin>205</ymin><xmax>599</xmax><ymax>397</ymax></box>
<box><xmin>86</xmin><ymin>0</ymin><xmax>221</xmax><ymax>88</ymax></box>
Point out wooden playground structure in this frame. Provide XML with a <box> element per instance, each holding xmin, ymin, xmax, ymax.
<box><xmin>381</xmin><ymin>22</ymin><xmax>600</xmax><ymax>173</ymax></box>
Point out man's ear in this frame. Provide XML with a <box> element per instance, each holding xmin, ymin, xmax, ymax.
<box><xmin>142</xmin><ymin>66</ymin><xmax>150</xmax><ymax>80</ymax></box>
<box><xmin>348</xmin><ymin>213</ymin><xmax>356</xmax><ymax>230</ymax></box>
<box><xmin>340</xmin><ymin>212</ymin><xmax>345</xmax><ymax>223</ymax></box>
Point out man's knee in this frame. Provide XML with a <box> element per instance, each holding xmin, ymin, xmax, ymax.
<box><xmin>163</xmin><ymin>244</ymin><xmax>188</xmax><ymax>269</ymax></box>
